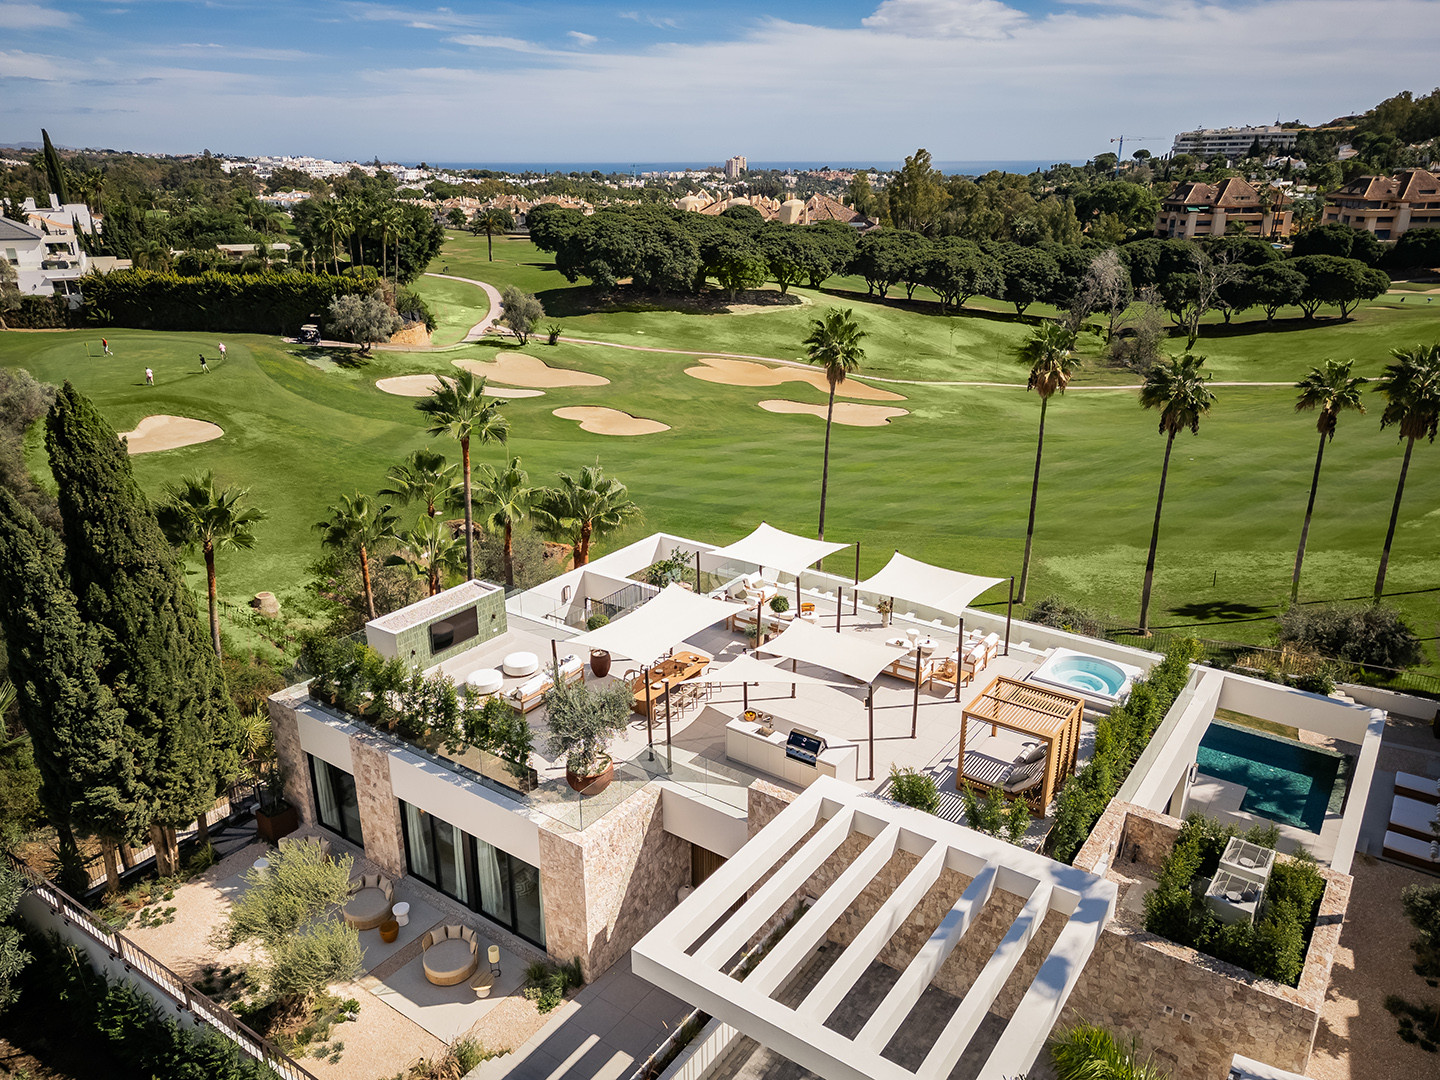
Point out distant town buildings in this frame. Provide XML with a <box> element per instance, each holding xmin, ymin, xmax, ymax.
<box><xmin>1322</xmin><ymin>168</ymin><xmax>1440</xmax><ymax>240</ymax></box>
<box><xmin>1171</xmin><ymin>126</ymin><xmax>1299</xmax><ymax>158</ymax></box>
<box><xmin>1155</xmin><ymin>177</ymin><xmax>1292</xmax><ymax>239</ymax></box>
<box><xmin>675</xmin><ymin>191</ymin><xmax>869</xmax><ymax>227</ymax></box>
<box><xmin>723</xmin><ymin>155</ymin><xmax>747</xmax><ymax>180</ymax></box>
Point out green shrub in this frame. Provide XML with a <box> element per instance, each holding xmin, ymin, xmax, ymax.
<box><xmin>1027</xmin><ymin>596</ymin><xmax>1108</xmax><ymax>639</ymax></box>
<box><xmin>1402</xmin><ymin>881</ymin><xmax>1440</xmax><ymax>978</ymax></box>
<box><xmin>1050</xmin><ymin>1022</ymin><xmax>1169</xmax><ymax>1080</ymax></box>
<box><xmin>887</xmin><ymin>766</ymin><xmax>939</xmax><ymax>814</ymax></box>
<box><xmin>769</xmin><ymin>594</ymin><xmax>790</xmax><ymax>613</ymax></box>
<box><xmin>1278</xmin><ymin>603</ymin><xmax>1423</xmax><ymax>670</ymax></box>
<box><xmin>393</xmin><ymin>286</ymin><xmax>436</xmax><ymax>331</ymax></box>
<box><xmin>7</xmin><ymin>295</ymin><xmax>73</xmax><ymax>329</ymax></box>
<box><xmin>586</xmin><ymin>612</ymin><xmax>610</xmax><ymax>631</ymax></box>
<box><xmin>522</xmin><ymin>959</ymin><xmax>583</xmax><ymax>1013</ymax></box>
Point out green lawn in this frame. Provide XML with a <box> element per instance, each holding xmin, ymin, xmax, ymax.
<box><xmin>3</xmin><ymin>229</ymin><xmax>1439</xmax><ymax>673</ymax></box>
<box><xmin>411</xmin><ymin>274</ymin><xmax>488</xmax><ymax>346</ymax></box>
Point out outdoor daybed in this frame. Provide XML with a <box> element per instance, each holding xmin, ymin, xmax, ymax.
<box><xmin>1390</xmin><ymin>793</ymin><xmax>1440</xmax><ymax>842</ymax></box>
<box><xmin>1383</xmin><ymin>830</ymin><xmax>1440</xmax><ymax>871</ymax></box>
<box><xmin>343</xmin><ymin>874</ymin><xmax>395</xmax><ymax>930</ymax></box>
<box><xmin>422</xmin><ymin>924</ymin><xmax>479</xmax><ymax>986</ymax></box>
<box><xmin>1396</xmin><ymin>771</ymin><xmax>1440</xmax><ymax>804</ymax></box>
<box><xmin>958</xmin><ymin>728</ymin><xmax>1049</xmax><ymax>797</ymax></box>
<box><xmin>958</xmin><ymin>676</ymin><xmax>1085</xmax><ymax>809</ymax></box>
<box><xmin>506</xmin><ymin>654</ymin><xmax>584</xmax><ymax>714</ymax></box>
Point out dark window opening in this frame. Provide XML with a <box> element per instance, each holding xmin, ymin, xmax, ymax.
<box><xmin>430</xmin><ymin>605</ymin><xmax>479</xmax><ymax>654</ymax></box>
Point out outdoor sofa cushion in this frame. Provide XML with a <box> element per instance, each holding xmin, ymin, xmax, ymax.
<box><xmin>422</xmin><ymin>924</ymin><xmax>479</xmax><ymax>986</ymax></box>
<box><xmin>343</xmin><ymin>874</ymin><xmax>394</xmax><ymax>930</ymax></box>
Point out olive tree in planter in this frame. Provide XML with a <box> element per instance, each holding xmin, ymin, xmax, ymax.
<box><xmin>544</xmin><ymin>669</ymin><xmax>634</xmax><ymax>794</ymax></box>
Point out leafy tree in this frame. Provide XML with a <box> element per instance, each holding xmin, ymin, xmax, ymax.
<box><xmin>1292</xmin><ymin>222</ymin><xmax>1383</xmax><ymax>265</ymax></box>
<box><xmin>0</xmin><ymin>260</ymin><xmax>19</xmax><ymax>332</ymax></box>
<box><xmin>474</xmin><ymin>455</ymin><xmax>533</xmax><ymax>590</ymax></box>
<box><xmin>44</xmin><ymin>383</ymin><xmax>238</xmax><ymax>876</ymax></box>
<box><xmin>1016</xmin><ymin>324</ymin><xmax>1081</xmax><ymax>603</ymax></box>
<box><xmin>1372</xmin><ymin>342</ymin><xmax>1440</xmax><ymax>599</ymax></box>
<box><xmin>1290</xmin><ymin>361</ymin><xmax>1368</xmax><ymax>601</ymax></box>
<box><xmin>40</xmin><ymin>129</ymin><xmax>69</xmax><ymax>204</ymax></box>
<box><xmin>1137</xmin><ymin>355</ymin><xmax>1216</xmax><ymax>632</ymax></box>
<box><xmin>758</xmin><ymin>225</ymin><xmax>816</xmax><ymax>295</ymax></box>
<box><xmin>543</xmin><ymin>670</ymin><xmax>633</xmax><ymax>777</ymax></box>
<box><xmin>531</xmin><ymin>464</ymin><xmax>641</xmax><ymax>567</ymax></box>
<box><xmin>314</xmin><ymin>493</ymin><xmax>399</xmax><ymax>619</ymax></box>
<box><xmin>850</xmin><ymin>230</ymin><xmax>920</xmax><ymax>298</ymax></box>
<box><xmin>498</xmin><ymin>285</ymin><xmax>544</xmax><ymax>344</ymax></box>
<box><xmin>1070</xmin><ymin>248</ymin><xmax>1131</xmax><ymax>341</ymax></box>
<box><xmin>446</xmin><ymin>207</ymin><xmax>467</xmax><ymax>229</ymax></box>
<box><xmin>326</xmin><ymin>288</ymin><xmax>400</xmax><ymax>354</ymax></box>
<box><xmin>922</xmin><ymin>237</ymin><xmax>1002</xmax><ymax>312</ymax></box>
<box><xmin>378</xmin><ymin>448</ymin><xmax>457</xmax><ymax>520</ymax></box>
<box><xmin>415</xmin><ymin>369</ymin><xmax>509</xmax><ymax>581</ymax></box>
<box><xmin>886</xmin><ymin>151</ymin><xmax>949</xmax><ymax>234</ymax></box>
<box><xmin>993</xmin><ymin>243</ymin><xmax>1059</xmax><ymax>315</ymax></box>
<box><xmin>1402</xmin><ymin>881</ymin><xmax>1440</xmax><ymax>978</ymax></box>
<box><xmin>470</xmin><ymin>206</ymin><xmax>515</xmax><ymax>261</ymax></box>
<box><xmin>1290</xmin><ymin>254</ymin><xmax>1389</xmax><ymax>319</ymax></box>
<box><xmin>157</xmin><ymin>473</ymin><xmax>266</xmax><ymax>657</ymax></box>
<box><xmin>384</xmin><ymin>513</ymin><xmax>463</xmax><ymax>597</ymax></box>
<box><xmin>803</xmin><ymin>309</ymin><xmax>867</xmax><ymax>544</ymax></box>
<box><xmin>1245</xmin><ymin>262</ymin><xmax>1307</xmax><ymax>320</ymax></box>
<box><xmin>0</xmin><ymin>863</ymin><xmax>29</xmax><ymax>1009</ymax></box>
<box><xmin>848</xmin><ymin>172</ymin><xmax>878</xmax><ymax>217</ymax></box>
<box><xmin>0</xmin><ymin>489</ymin><xmax>143</xmax><ymax>891</ymax></box>
<box><xmin>1278</xmin><ymin>603</ymin><xmax>1422</xmax><ymax>669</ymax></box>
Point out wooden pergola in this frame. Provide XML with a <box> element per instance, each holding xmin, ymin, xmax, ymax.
<box><xmin>959</xmin><ymin>676</ymin><xmax>1085</xmax><ymax>810</ymax></box>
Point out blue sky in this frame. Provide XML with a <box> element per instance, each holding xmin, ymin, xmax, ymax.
<box><xmin>3</xmin><ymin>1</ymin><xmax>1439</xmax><ymax>164</ymax></box>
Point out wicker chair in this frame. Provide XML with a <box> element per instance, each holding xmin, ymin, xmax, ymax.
<box><xmin>421</xmin><ymin>924</ymin><xmax>479</xmax><ymax>986</ymax></box>
<box><xmin>342</xmin><ymin>874</ymin><xmax>394</xmax><ymax>930</ymax></box>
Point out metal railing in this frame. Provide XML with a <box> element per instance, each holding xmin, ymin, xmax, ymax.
<box><xmin>6</xmin><ymin>852</ymin><xmax>318</xmax><ymax>1080</ymax></box>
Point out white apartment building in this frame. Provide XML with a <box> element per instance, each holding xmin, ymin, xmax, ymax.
<box><xmin>2</xmin><ymin>195</ymin><xmax>96</xmax><ymax>296</ymax></box>
<box><xmin>1171</xmin><ymin>125</ymin><xmax>1299</xmax><ymax>158</ymax></box>
<box><xmin>723</xmin><ymin>154</ymin><xmax>747</xmax><ymax>179</ymax></box>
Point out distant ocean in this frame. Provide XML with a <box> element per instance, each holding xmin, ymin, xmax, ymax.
<box><xmin>426</xmin><ymin>159</ymin><xmax>1074</xmax><ymax>176</ymax></box>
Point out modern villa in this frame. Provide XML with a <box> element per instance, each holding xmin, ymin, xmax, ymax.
<box><xmin>266</xmin><ymin>525</ymin><xmax>1403</xmax><ymax>1080</ymax></box>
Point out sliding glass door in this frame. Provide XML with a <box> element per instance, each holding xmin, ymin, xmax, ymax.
<box><xmin>398</xmin><ymin>799</ymin><xmax>544</xmax><ymax>947</ymax></box>
<box><xmin>308</xmin><ymin>754</ymin><xmax>364</xmax><ymax>845</ymax></box>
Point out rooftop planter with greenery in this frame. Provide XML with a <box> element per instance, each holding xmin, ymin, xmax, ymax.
<box><xmin>1142</xmin><ymin>815</ymin><xmax>1325</xmax><ymax>987</ymax></box>
<box><xmin>298</xmin><ymin>633</ymin><xmax>534</xmax><ymax>787</ymax></box>
<box><xmin>543</xmin><ymin>669</ymin><xmax>634</xmax><ymax>794</ymax></box>
<box><xmin>1049</xmin><ymin>638</ymin><xmax>1203</xmax><ymax>863</ymax></box>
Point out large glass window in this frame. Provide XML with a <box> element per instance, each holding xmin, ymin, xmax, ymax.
<box><xmin>308</xmin><ymin>754</ymin><xmax>364</xmax><ymax>846</ymax></box>
<box><xmin>398</xmin><ymin>799</ymin><xmax>544</xmax><ymax>947</ymax></box>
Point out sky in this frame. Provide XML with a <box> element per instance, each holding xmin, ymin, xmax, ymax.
<box><xmin>3</xmin><ymin>0</ymin><xmax>1439</xmax><ymax>165</ymax></box>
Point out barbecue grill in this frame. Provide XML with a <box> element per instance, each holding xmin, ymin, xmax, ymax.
<box><xmin>785</xmin><ymin>730</ymin><xmax>826</xmax><ymax>768</ymax></box>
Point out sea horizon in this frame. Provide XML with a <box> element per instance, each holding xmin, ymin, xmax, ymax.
<box><xmin>425</xmin><ymin>158</ymin><xmax>1079</xmax><ymax>176</ymax></box>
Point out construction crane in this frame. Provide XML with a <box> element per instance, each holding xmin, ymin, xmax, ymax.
<box><xmin>1109</xmin><ymin>135</ymin><xmax>1160</xmax><ymax>177</ymax></box>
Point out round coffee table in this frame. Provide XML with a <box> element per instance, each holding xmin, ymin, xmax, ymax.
<box><xmin>502</xmin><ymin>651</ymin><xmax>540</xmax><ymax>677</ymax></box>
<box><xmin>466</xmin><ymin>669</ymin><xmax>504</xmax><ymax>696</ymax></box>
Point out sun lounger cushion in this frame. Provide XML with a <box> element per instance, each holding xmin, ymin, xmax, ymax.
<box><xmin>1016</xmin><ymin>743</ymin><xmax>1047</xmax><ymax>765</ymax></box>
<box><xmin>1384</xmin><ymin>830</ymin><xmax>1439</xmax><ymax>865</ymax></box>
<box><xmin>1390</xmin><ymin>794</ymin><xmax>1440</xmax><ymax>840</ymax></box>
<box><xmin>1396</xmin><ymin>772</ymin><xmax>1440</xmax><ymax>804</ymax></box>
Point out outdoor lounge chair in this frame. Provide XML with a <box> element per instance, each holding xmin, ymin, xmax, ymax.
<box><xmin>1396</xmin><ymin>771</ymin><xmax>1440</xmax><ymax>804</ymax></box>
<box><xmin>1390</xmin><ymin>793</ymin><xmax>1440</xmax><ymax>842</ymax></box>
<box><xmin>343</xmin><ymin>874</ymin><xmax>394</xmax><ymax>930</ymax></box>
<box><xmin>421</xmin><ymin>924</ymin><xmax>479</xmax><ymax>986</ymax></box>
<box><xmin>506</xmin><ymin>654</ymin><xmax>584</xmax><ymax>714</ymax></box>
<box><xmin>1383</xmin><ymin>829</ymin><xmax>1439</xmax><ymax>871</ymax></box>
<box><xmin>959</xmin><ymin>733</ymin><xmax>1047</xmax><ymax>801</ymax></box>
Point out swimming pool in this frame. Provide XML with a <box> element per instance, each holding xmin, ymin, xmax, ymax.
<box><xmin>1195</xmin><ymin>721</ymin><xmax>1345</xmax><ymax>833</ymax></box>
<box><xmin>1030</xmin><ymin>648</ymin><xmax>1144</xmax><ymax>710</ymax></box>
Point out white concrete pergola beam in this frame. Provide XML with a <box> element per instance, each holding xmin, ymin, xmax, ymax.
<box><xmin>853</xmin><ymin>858</ymin><xmax>1003</xmax><ymax>1055</ymax></box>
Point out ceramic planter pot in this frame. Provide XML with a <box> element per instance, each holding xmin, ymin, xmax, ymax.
<box><xmin>590</xmin><ymin>649</ymin><xmax>612</xmax><ymax>679</ymax></box>
<box><xmin>566</xmin><ymin>756</ymin><xmax>615</xmax><ymax>795</ymax></box>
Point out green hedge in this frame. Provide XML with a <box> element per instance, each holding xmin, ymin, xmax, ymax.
<box><xmin>80</xmin><ymin>269</ymin><xmax>372</xmax><ymax>335</ymax></box>
<box><xmin>6</xmin><ymin>295</ymin><xmax>77</xmax><ymax>329</ymax></box>
<box><xmin>1049</xmin><ymin>639</ymin><xmax>1203</xmax><ymax>863</ymax></box>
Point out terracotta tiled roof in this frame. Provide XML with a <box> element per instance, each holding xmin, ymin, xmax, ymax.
<box><xmin>805</xmin><ymin>193</ymin><xmax>863</xmax><ymax>223</ymax></box>
<box><xmin>1161</xmin><ymin>177</ymin><xmax>1284</xmax><ymax>212</ymax></box>
<box><xmin>1329</xmin><ymin>169</ymin><xmax>1439</xmax><ymax>203</ymax></box>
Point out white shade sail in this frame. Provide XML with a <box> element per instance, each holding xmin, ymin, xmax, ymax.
<box><xmin>569</xmin><ymin>584</ymin><xmax>739</xmax><ymax>668</ymax></box>
<box><xmin>687</xmin><ymin>653</ymin><xmax>856</xmax><ymax>689</ymax></box>
<box><xmin>756</xmin><ymin>619</ymin><xmax>909</xmax><ymax>685</ymax></box>
<box><xmin>708</xmin><ymin>522</ymin><xmax>849</xmax><ymax>578</ymax></box>
<box><xmin>857</xmin><ymin>551</ymin><xmax>1005</xmax><ymax>614</ymax></box>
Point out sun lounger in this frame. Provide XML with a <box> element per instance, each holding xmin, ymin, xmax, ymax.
<box><xmin>1396</xmin><ymin>772</ymin><xmax>1440</xmax><ymax>804</ymax></box>
<box><xmin>959</xmin><ymin>731</ymin><xmax>1047</xmax><ymax>798</ymax></box>
<box><xmin>1383</xmin><ymin>829</ymin><xmax>1440</xmax><ymax>871</ymax></box>
<box><xmin>506</xmin><ymin>654</ymin><xmax>583</xmax><ymax>714</ymax></box>
<box><xmin>1390</xmin><ymin>793</ymin><xmax>1440</xmax><ymax>842</ymax></box>
<box><xmin>884</xmin><ymin>653</ymin><xmax>937</xmax><ymax>687</ymax></box>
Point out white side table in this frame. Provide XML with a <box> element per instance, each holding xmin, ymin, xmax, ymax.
<box><xmin>392</xmin><ymin>901</ymin><xmax>411</xmax><ymax>927</ymax></box>
<box><xmin>252</xmin><ymin>857</ymin><xmax>270</xmax><ymax>876</ymax></box>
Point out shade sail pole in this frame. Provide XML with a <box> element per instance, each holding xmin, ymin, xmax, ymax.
<box><xmin>694</xmin><ymin>550</ymin><xmax>701</xmax><ymax>592</ymax></box>
<box><xmin>664</xmin><ymin>678</ymin><xmax>673</xmax><ymax>747</ymax></box>
<box><xmin>911</xmin><ymin>645</ymin><xmax>921</xmax><ymax>738</ymax></box>
<box><xmin>1005</xmin><ymin>575</ymin><xmax>1015</xmax><ymax>656</ymax></box>
<box><xmin>853</xmin><ymin>542</ymin><xmax>860</xmax><ymax>615</ymax></box>
<box><xmin>866</xmin><ymin>685</ymin><xmax>875</xmax><ymax>781</ymax></box>
<box><xmin>644</xmin><ymin>666</ymin><xmax>654</xmax><ymax>751</ymax></box>
<box><xmin>836</xmin><ymin>587</ymin><xmax>843</xmax><ymax>633</ymax></box>
<box><xmin>956</xmin><ymin>616</ymin><xmax>964</xmax><ymax>702</ymax></box>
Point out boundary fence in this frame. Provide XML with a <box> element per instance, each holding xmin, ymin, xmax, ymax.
<box><xmin>7</xmin><ymin>852</ymin><xmax>318</xmax><ymax>1080</ymax></box>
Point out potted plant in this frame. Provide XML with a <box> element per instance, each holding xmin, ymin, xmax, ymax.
<box><xmin>255</xmin><ymin>765</ymin><xmax>299</xmax><ymax>842</ymax></box>
<box><xmin>544</xmin><ymin>668</ymin><xmax>634</xmax><ymax>794</ymax></box>
<box><xmin>878</xmin><ymin>597</ymin><xmax>894</xmax><ymax>628</ymax></box>
<box><xmin>769</xmin><ymin>595</ymin><xmax>790</xmax><ymax>614</ymax></box>
<box><xmin>585</xmin><ymin>612</ymin><xmax>612</xmax><ymax>677</ymax></box>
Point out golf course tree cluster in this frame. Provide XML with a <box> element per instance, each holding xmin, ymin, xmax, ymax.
<box><xmin>316</xmin><ymin>371</ymin><xmax>642</xmax><ymax>621</ymax></box>
<box><xmin>0</xmin><ymin>384</ymin><xmax>242</xmax><ymax>892</ymax></box>
<box><xmin>290</xmin><ymin>171</ymin><xmax>446</xmax><ymax>284</ymax></box>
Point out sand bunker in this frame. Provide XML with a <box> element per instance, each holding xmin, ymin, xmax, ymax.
<box><xmin>375</xmin><ymin>374</ymin><xmax>544</xmax><ymax>399</ymax></box>
<box><xmin>685</xmin><ymin>358</ymin><xmax>904</xmax><ymax>402</ymax></box>
<box><xmin>454</xmin><ymin>353</ymin><xmax>609</xmax><ymax>389</ymax></box>
<box><xmin>758</xmin><ymin>400</ymin><xmax>909</xmax><ymax>427</ymax></box>
<box><xmin>552</xmin><ymin>407</ymin><xmax>670</xmax><ymax>436</ymax></box>
<box><xmin>119</xmin><ymin>415</ymin><xmax>224</xmax><ymax>454</ymax></box>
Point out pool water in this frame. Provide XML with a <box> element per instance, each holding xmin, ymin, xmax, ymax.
<box><xmin>1195</xmin><ymin>722</ymin><xmax>1344</xmax><ymax>833</ymax></box>
<box><xmin>1048</xmin><ymin>657</ymin><xmax>1126</xmax><ymax>695</ymax></box>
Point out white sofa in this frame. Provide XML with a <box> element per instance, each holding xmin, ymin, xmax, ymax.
<box><xmin>506</xmin><ymin>653</ymin><xmax>584</xmax><ymax>713</ymax></box>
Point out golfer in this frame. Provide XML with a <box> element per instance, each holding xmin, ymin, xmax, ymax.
<box><xmin>200</xmin><ymin>353</ymin><xmax>210</xmax><ymax>373</ymax></box>
<box><xmin>102</xmin><ymin>338</ymin><xmax>112</xmax><ymax>355</ymax></box>
<box><xmin>144</xmin><ymin>367</ymin><xmax>154</xmax><ymax>385</ymax></box>
<box><xmin>218</xmin><ymin>342</ymin><xmax>227</xmax><ymax>359</ymax></box>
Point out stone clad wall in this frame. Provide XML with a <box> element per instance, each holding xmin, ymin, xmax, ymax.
<box><xmin>270</xmin><ymin>687</ymin><xmax>315</xmax><ymax>825</ymax></box>
<box><xmin>349</xmin><ymin>735</ymin><xmax>405</xmax><ymax>877</ymax></box>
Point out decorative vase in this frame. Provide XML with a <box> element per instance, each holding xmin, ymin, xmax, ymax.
<box><xmin>590</xmin><ymin>649</ymin><xmax>612</xmax><ymax>679</ymax></box>
<box><xmin>881</xmin><ymin>611</ymin><xmax>892</xmax><ymax>628</ymax></box>
<box><xmin>566</xmin><ymin>756</ymin><xmax>615</xmax><ymax>795</ymax></box>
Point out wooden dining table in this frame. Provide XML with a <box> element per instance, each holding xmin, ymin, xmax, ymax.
<box><xmin>629</xmin><ymin>651</ymin><xmax>710</xmax><ymax>717</ymax></box>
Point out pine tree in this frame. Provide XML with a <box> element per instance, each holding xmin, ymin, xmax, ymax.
<box><xmin>40</xmin><ymin>129</ymin><xmax>69</xmax><ymax>205</ymax></box>
<box><xmin>44</xmin><ymin>383</ymin><xmax>239</xmax><ymax>873</ymax></box>
<box><xmin>0</xmin><ymin>489</ymin><xmax>146</xmax><ymax>890</ymax></box>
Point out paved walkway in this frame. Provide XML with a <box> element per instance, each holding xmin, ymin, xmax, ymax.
<box><xmin>423</xmin><ymin>272</ymin><xmax>505</xmax><ymax>339</ymax></box>
<box><xmin>472</xmin><ymin>953</ymin><xmax>690</xmax><ymax>1080</ymax></box>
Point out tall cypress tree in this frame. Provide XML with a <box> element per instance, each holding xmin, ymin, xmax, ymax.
<box><xmin>0</xmin><ymin>489</ymin><xmax>147</xmax><ymax>890</ymax></box>
<box><xmin>45</xmin><ymin>383</ymin><xmax>239</xmax><ymax>872</ymax></box>
<box><xmin>40</xmin><ymin>129</ymin><xmax>69</xmax><ymax>206</ymax></box>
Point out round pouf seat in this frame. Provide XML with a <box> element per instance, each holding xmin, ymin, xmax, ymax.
<box><xmin>466</xmin><ymin>668</ymin><xmax>504</xmax><ymax>696</ymax></box>
<box><xmin>502</xmin><ymin>651</ymin><xmax>540</xmax><ymax>678</ymax></box>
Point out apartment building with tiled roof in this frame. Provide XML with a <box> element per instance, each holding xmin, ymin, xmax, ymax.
<box><xmin>1155</xmin><ymin>177</ymin><xmax>1292</xmax><ymax>239</ymax></box>
<box><xmin>1322</xmin><ymin>168</ymin><xmax>1440</xmax><ymax>240</ymax></box>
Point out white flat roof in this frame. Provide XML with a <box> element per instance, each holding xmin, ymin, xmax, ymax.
<box><xmin>632</xmin><ymin>777</ymin><xmax>1117</xmax><ymax>1080</ymax></box>
<box><xmin>366</xmin><ymin>579</ymin><xmax>498</xmax><ymax>634</ymax></box>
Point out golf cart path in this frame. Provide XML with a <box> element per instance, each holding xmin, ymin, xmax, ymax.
<box><xmin>404</xmin><ymin>272</ymin><xmax>1303</xmax><ymax>392</ymax></box>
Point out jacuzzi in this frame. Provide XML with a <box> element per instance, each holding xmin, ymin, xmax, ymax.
<box><xmin>1029</xmin><ymin>647</ymin><xmax>1144</xmax><ymax>711</ymax></box>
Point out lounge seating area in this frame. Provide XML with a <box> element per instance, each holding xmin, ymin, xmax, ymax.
<box><xmin>1389</xmin><ymin>793</ymin><xmax>1440</xmax><ymax>842</ymax></box>
<box><xmin>958</xmin><ymin>676</ymin><xmax>1086</xmax><ymax>809</ymax></box>
<box><xmin>421</xmin><ymin>923</ymin><xmax>480</xmax><ymax>986</ymax></box>
<box><xmin>505</xmin><ymin>653</ymin><xmax>584</xmax><ymax>714</ymax></box>
<box><xmin>959</xmin><ymin>728</ymin><xmax>1051</xmax><ymax>797</ymax></box>
<box><xmin>343</xmin><ymin>873</ymin><xmax>395</xmax><ymax>930</ymax></box>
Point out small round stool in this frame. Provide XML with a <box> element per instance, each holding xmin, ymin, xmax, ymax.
<box><xmin>502</xmin><ymin>651</ymin><xmax>540</xmax><ymax>677</ymax></box>
<box><xmin>392</xmin><ymin>901</ymin><xmax>411</xmax><ymax>927</ymax></box>
<box><xmin>378</xmin><ymin>919</ymin><xmax>399</xmax><ymax>944</ymax></box>
<box><xmin>466</xmin><ymin>669</ymin><xmax>504</xmax><ymax>696</ymax></box>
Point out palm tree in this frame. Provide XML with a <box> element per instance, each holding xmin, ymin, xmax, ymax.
<box><xmin>475</xmin><ymin>456</ymin><xmax>534</xmax><ymax>589</ymax></box>
<box><xmin>1137</xmin><ymin>353</ymin><xmax>1216</xmax><ymax>633</ymax></box>
<box><xmin>384</xmin><ymin>514</ymin><xmax>463</xmax><ymax>596</ymax></box>
<box><xmin>379</xmin><ymin>449</ymin><xmax>458</xmax><ymax>520</ymax></box>
<box><xmin>156</xmin><ymin>472</ymin><xmax>266</xmax><ymax>656</ymax></box>
<box><xmin>532</xmin><ymin>464</ymin><xmax>641</xmax><ymax>567</ymax></box>
<box><xmin>1016</xmin><ymin>322</ymin><xmax>1081</xmax><ymax>603</ymax></box>
<box><xmin>414</xmin><ymin>370</ymin><xmax>509</xmax><ymax>581</ymax></box>
<box><xmin>378</xmin><ymin>204</ymin><xmax>404</xmax><ymax>280</ymax></box>
<box><xmin>471</xmin><ymin>206</ymin><xmax>515</xmax><ymax>262</ymax></box>
<box><xmin>314</xmin><ymin>493</ymin><xmax>398</xmax><ymax>619</ymax></box>
<box><xmin>802</xmin><ymin>308</ymin><xmax>866</xmax><ymax>543</ymax></box>
<box><xmin>1290</xmin><ymin>360</ymin><xmax>1368</xmax><ymax>602</ymax></box>
<box><xmin>341</xmin><ymin>195</ymin><xmax>367</xmax><ymax>268</ymax></box>
<box><xmin>314</xmin><ymin>200</ymin><xmax>348</xmax><ymax>274</ymax></box>
<box><xmin>1372</xmin><ymin>342</ymin><xmax>1440</xmax><ymax>600</ymax></box>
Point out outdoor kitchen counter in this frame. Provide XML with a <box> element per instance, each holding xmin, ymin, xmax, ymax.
<box><xmin>724</xmin><ymin>716</ymin><xmax>858</xmax><ymax>787</ymax></box>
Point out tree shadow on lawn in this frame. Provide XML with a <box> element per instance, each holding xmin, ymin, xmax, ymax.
<box><xmin>1169</xmin><ymin>600</ymin><xmax>1270</xmax><ymax>622</ymax></box>
<box><xmin>289</xmin><ymin>346</ymin><xmax>369</xmax><ymax>370</ymax></box>
<box><xmin>537</xmin><ymin>283</ymin><xmax>806</xmax><ymax>320</ymax></box>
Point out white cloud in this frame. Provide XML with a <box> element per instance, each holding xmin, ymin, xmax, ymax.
<box><xmin>0</xmin><ymin>2</ymin><xmax>76</xmax><ymax>30</ymax></box>
<box><xmin>862</xmin><ymin>0</ymin><xmax>1027</xmax><ymax>39</ymax></box>
<box><xmin>617</xmin><ymin>10</ymin><xmax>679</xmax><ymax>29</ymax></box>
<box><xmin>447</xmin><ymin>34</ymin><xmax>557</xmax><ymax>55</ymax></box>
<box><xmin>0</xmin><ymin>46</ymin><xmax>62</xmax><ymax>80</ymax></box>
<box><xmin>568</xmin><ymin>30</ymin><xmax>597</xmax><ymax>46</ymax></box>
<box><xmin>339</xmin><ymin>3</ymin><xmax>489</xmax><ymax>31</ymax></box>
